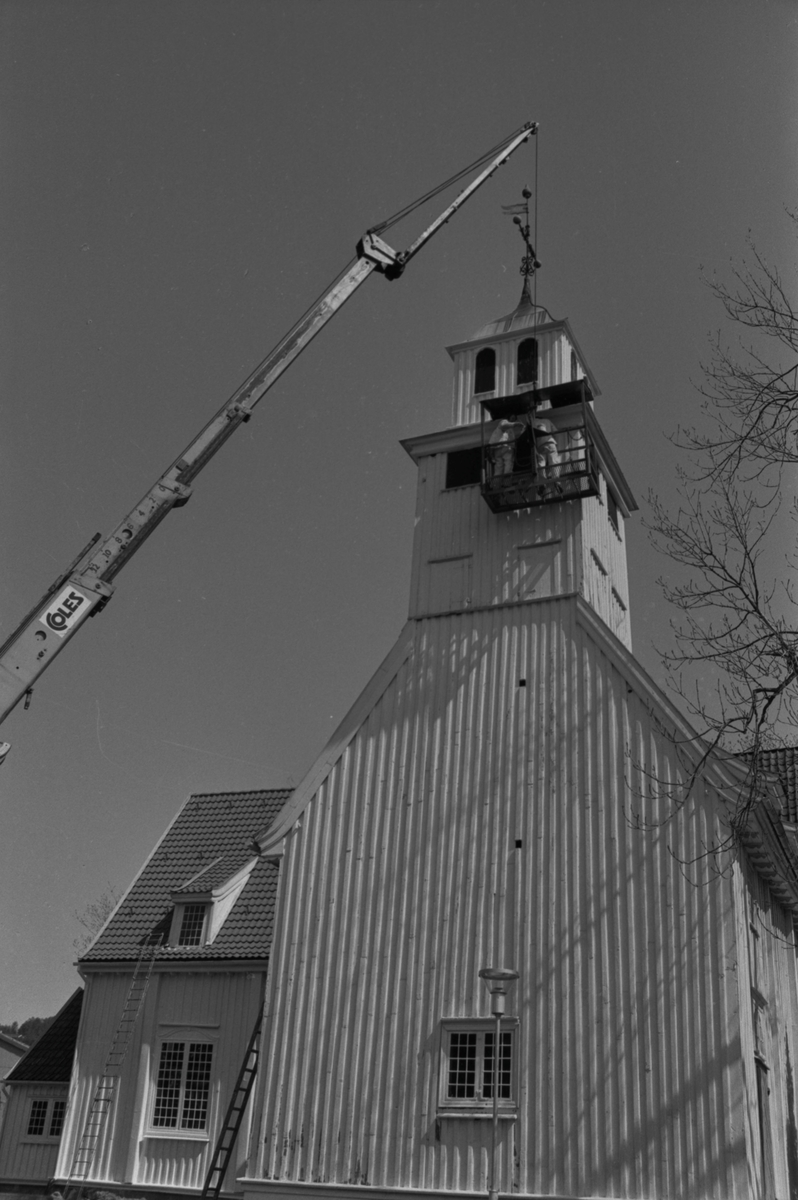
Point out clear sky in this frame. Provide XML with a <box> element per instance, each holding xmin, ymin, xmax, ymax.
<box><xmin>0</xmin><ymin>0</ymin><xmax>796</xmax><ymax>1020</ymax></box>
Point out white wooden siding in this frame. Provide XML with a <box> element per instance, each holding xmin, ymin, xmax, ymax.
<box><xmin>58</xmin><ymin>969</ymin><xmax>264</xmax><ymax>1193</ymax></box>
<box><xmin>451</xmin><ymin>329</ymin><xmax>574</xmax><ymax>428</ymax></box>
<box><xmin>0</xmin><ymin>1083</ymin><xmax>68</xmax><ymax>1183</ymax></box>
<box><xmin>408</xmin><ymin>453</ymin><xmax>579</xmax><ymax>619</ymax></box>
<box><xmin>248</xmin><ymin>602</ymin><xmax>747</xmax><ymax>1198</ymax></box>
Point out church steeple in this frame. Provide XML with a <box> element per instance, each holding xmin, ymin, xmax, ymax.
<box><xmin>401</xmin><ymin>235</ymin><xmax>637</xmax><ymax>648</ymax></box>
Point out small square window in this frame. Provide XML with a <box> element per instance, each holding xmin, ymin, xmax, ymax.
<box><xmin>27</xmin><ymin>1099</ymin><xmax>49</xmax><ymax>1137</ymax></box>
<box><xmin>439</xmin><ymin>1021</ymin><xmax>517</xmax><ymax>1114</ymax></box>
<box><xmin>178</xmin><ymin>904</ymin><xmax>207</xmax><ymax>946</ymax></box>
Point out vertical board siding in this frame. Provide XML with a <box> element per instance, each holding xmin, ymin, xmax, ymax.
<box><xmin>580</xmin><ymin>481</ymin><xmax>632</xmax><ymax>649</ymax></box>
<box><xmin>734</xmin><ymin>852</ymin><xmax>798</xmax><ymax>1200</ymax></box>
<box><xmin>0</xmin><ymin>1084</ymin><xmax>68</xmax><ymax>1182</ymax></box>
<box><xmin>409</xmin><ymin>453</ymin><xmax>579</xmax><ymax>619</ymax></box>
<box><xmin>252</xmin><ymin>601</ymin><xmax>746</xmax><ymax>1198</ymax></box>
<box><xmin>58</xmin><ymin>970</ymin><xmax>264</xmax><ymax>1192</ymax></box>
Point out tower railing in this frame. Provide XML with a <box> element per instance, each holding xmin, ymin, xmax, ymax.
<box><xmin>480</xmin><ymin>393</ymin><xmax>600</xmax><ymax>514</ymax></box>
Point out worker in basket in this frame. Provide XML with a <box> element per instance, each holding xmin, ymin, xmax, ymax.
<box><xmin>488</xmin><ymin>418</ymin><xmax>526</xmax><ymax>476</ymax></box>
<box><xmin>532</xmin><ymin>416</ymin><xmax>561</xmax><ymax>479</ymax></box>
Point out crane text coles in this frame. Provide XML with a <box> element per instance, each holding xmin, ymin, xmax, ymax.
<box><xmin>40</xmin><ymin>587</ymin><xmax>90</xmax><ymax>638</ymax></box>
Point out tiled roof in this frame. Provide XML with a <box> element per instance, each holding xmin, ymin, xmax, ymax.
<box><xmin>82</xmin><ymin>789</ymin><xmax>291</xmax><ymax>963</ymax></box>
<box><xmin>758</xmin><ymin>748</ymin><xmax>798</xmax><ymax>824</ymax></box>
<box><xmin>8</xmin><ymin>989</ymin><xmax>83</xmax><ymax>1082</ymax></box>
<box><xmin>175</xmin><ymin>851</ymin><xmax>247</xmax><ymax>894</ymax></box>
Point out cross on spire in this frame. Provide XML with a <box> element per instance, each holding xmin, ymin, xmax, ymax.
<box><xmin>502</xmin><ymin>187</ymin><xmax>541</xmax><ymax>304</ymax></box>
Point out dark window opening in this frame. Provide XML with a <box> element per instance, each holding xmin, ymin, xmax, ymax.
<box><xmin>517</xmin><ymin>338</ymin><xmax>538</xmax><ymax>387</ymax></box>
<box><xmin>570</xmin><ymin>350</ymin><xmax>578</xmax><ymax>382</ymax></box>
<box><xmin>446</xmin><ymin>447</ymin><xmax>482</xmax><ymax>489</ymax></box>
<box><xmin>474</xmin><ymin>348</ymin><xmax>496</xmax><ymax>394</ymax></box>
<box><xmin>607</xmin><ymin>487</ymin><xmax>619</xmax><ymax>533</ymax></box>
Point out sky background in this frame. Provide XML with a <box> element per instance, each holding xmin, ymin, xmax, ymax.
<box><xmin>0</xmin><ymin>0</ymin><xmax>796</xmax><ymax>1021</ymax></box>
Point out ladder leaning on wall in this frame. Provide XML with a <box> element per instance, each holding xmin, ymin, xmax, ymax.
<box><xmin>64</xmin><ymin>935</ymin><xmax>162</xmax><ymax>1199</ymax></box>
<box><xmin>201</xmin><ymin>1003</ymin><xmax>265</xmax><ymax>1200</ymax></box>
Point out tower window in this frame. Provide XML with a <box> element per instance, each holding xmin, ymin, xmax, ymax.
<box><xmin>570</xmin><ymin>350</ymin><xmax>578</xmax><ymax>382</ymax></box>
<box><xmin>474</xmin><ymin>348</ymin><xmax>496</xmax><ymax>394</ymax></box>
<box><xmin>516</xmin><ymin>338</ymin><xmax>538</xmax><ymax>386</ymax></box>
<box><xmin>607</xmin><ymin>487</ymin><xmax>620</xmax><ymax>534</ymax></box>
<box><xmin>446</xmin><ymin>447</ymin><xmax>482</xmax><ymax>489</ymax></box>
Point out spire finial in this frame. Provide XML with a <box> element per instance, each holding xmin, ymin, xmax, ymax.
<box><xmin>502</xmin><ymin>187</ymin><xmax>541</xmax><ymax>308</ymax></box>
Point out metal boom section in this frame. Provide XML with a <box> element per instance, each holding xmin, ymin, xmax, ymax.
<box><xmin>0</xmin><ymin>121</ymin><xmax>536</xmax><ymax>730</ymax></box>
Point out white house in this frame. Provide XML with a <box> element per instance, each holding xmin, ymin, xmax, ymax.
<box><xmin>0</xmin><ymin>988</ymin><xmax>83</xmax><ymax>1188</ymax></box>
<box><xmin>51</xmin><ymin>787</ymin><xmax>290</xmax><ymax>1197</ymax></box>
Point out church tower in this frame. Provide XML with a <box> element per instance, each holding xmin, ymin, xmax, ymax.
<box><xmin>404</xmin><ymin>284</ymin><xmax>635</xmax><ymax>648</ymax></box>
<box><xmin>243</xmin><ymin>240</ymin><xmax>779</xmax><ymax>1200</ymax></box>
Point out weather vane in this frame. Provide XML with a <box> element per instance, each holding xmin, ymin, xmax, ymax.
<box><xmin>501</xmin><ymin>187</ymin><xmax>541</xmax><ymax>282</ymax></box>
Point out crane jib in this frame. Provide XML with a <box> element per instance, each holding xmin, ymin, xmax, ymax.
<box><xmin>0</xmin><ymin>119</ymin><xmax>537</xmax><ymax>737</ymax></box>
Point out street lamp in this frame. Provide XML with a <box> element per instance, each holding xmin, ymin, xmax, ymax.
<box><xmin>479</xmin><ymin>967</ymin><xmax>519</xmax><ymax>1200</ymax></box>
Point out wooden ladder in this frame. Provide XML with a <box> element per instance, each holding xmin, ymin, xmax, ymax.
<box><xmin>65</xmin><ymin>935</ymin><xmax>161</xmax><ymax>1198</ymax></box>
<box><xmin>201</xmin><ymin>1003</ymin><xmax>265</xmax><ymax>1199</ymax></box>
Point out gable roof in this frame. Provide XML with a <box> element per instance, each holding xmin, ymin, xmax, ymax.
<box><xmin>82</xmin><ymin>789</ymin><xmax>291</xmax><ymax>963</ymax></box>
<box><xmin>8</xmin><ymin>989</ymin><xmax>83</xmax><ymax>1083</ymax></box>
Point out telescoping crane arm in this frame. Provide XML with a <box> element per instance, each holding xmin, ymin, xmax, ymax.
<box><xmin>0</xmin><ymin>121</ymin><xmax>536</xmax><ymax>732</ymax></box>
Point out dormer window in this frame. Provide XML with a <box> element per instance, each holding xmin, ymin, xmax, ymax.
<box><xmin>169</xmin><ymin>854</ymin><xmax>260</xmax><ymax>947</ymax></box>
<box><xmin>516</xmin><ymin>338</ymin><xmax>538</xmax><ymax>387</ymax></box>
<box><xmin>177</xmin><ymin>903</ymin><xmax>207</xmax><ymax>946</ymax></box>
<box><xmin>474</xmin><ymin>348</ymin><xmax>496</xmax><ymax>394</ymax></box>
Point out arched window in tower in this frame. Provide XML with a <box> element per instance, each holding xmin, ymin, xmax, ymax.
<box><xmin>570</xmin><ymin>350</ymin><xmax>578</xmax><ymax>382</ymax></box>
<box><xmin>516</xmin><ymin>338</ymin><xmax>538</xmax><ymax>387</ymax></box>
<box><xmin>474</xmin><ymin>348</ymin><xmax>496</xmax><ymax>394</ymax></box>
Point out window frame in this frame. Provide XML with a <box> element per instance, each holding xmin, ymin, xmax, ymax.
<box><xmin>23</xmin><ymin>1095</ymin><xmax>67</xmax><ymax>1143</ymax></box>
<box><xmin>438</xmin><ymin>1018</ymin><xmax>519</xmax><ymax>1118</ymax></box>
<box><xmin>146</xmin><ymin>1035</ymin><xmax>216</xmax><ymax>1140</ymax></box>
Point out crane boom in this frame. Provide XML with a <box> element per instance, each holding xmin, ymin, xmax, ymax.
<box><xmin>0</xmin><ymin>121</ymin><xmax>536</xmax><ymax>731</ymax></box>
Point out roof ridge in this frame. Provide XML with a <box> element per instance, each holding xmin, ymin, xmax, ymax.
<box><xmin>188</xmin><ymin>787</ymin><xmax>293</xmax><ymax>800</ymax></box>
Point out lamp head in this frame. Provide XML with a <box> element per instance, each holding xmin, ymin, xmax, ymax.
<box><xmin>479</xmin><ymin>967</ymin><xmax>519</xmax><ymax>1016</ymax></box>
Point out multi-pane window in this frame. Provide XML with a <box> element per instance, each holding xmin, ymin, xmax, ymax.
<box><xmin>49</xmin><ymin>1099</ymin><xmax>67</xmax><ymax>1137</ymax></box>
<box><xmin>26</xmin><ymin>1097</ymin><xmax>66</xmax><ymax>1138</ymax></box>
<box><xmin>474</xmin><ymin>348</ymin><xmax>496</xmax><ymax>394</ymax></box>
<box><xmin>27</xmin><ymin>1099</ymin><xmax>49</xmax><ymax>1136</ymax></box>
<box><xmin>177</xmin><ymin>904</ymin><xmax>207</xmax><ymax>946</ymax></box>
<box><xmin>441</xmin><ymin>1023</ymin><xmax>516</xmax><ymax>1111</ymax></box>
<box><xmin>152</xmin><ymin>1041</ymin><xmax>214</xmax><ymax>1131</ymax></box>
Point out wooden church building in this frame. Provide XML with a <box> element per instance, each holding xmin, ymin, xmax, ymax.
<box><xmin>44</xmin><ymin>269</ymin><xmax>798</xmax><ymax>1200</ymax></box>
<box><xmin>239</xmin><ymin>283</ymin><xmax>798</xmax><ymax>1200</ymax></box>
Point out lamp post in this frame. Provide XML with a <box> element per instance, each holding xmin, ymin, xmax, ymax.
<box><xmin>479</xmin><ymin>967</ymin><xmax>519</xmax><ymax>1200</ymax></box>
